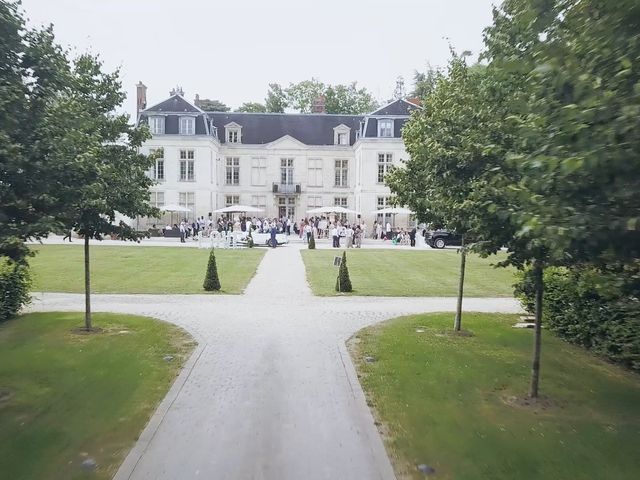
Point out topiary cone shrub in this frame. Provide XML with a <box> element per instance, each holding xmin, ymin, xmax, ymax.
<box><xmin>308</xmin><ymin>232</ymin><xmax>316</xmax><ymax>249</ymax></box>
<box><xmin>203</xmin><ymin>248</ymin><xmax>221</xmax><ymax>291</ymax></box>
<box><xmin>335</xmin><ymin>251</ymin><xmax>352</xmax><ymax>292</ymax></box>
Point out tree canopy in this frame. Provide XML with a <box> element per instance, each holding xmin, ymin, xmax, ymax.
<box><xmin>194</xmin><ymin>98</ymin><xmax>230</xmax><ymax>112</ymax></box>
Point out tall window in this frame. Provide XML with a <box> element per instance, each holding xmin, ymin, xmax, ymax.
<box><xmin>377</xmin><ymin>153</ymin><xmax>393</xmax><ymax>183</ymax></box>
<box><xmin>251</xmin><ymin>157</ymin><xmax>267</xmax><ymax>186</ymax></box>
<box><xmin>308</xmin><ymin>196</ymin><xmax>322</xmax><ymax>209</ymax></box>
<box><xmin>226</xmin><ymin>157</ymin><xmax>240</xmax><ymax>185</ymax></box>
<box><xmin>337</xmin><ymin>132</ymin><xmax>348</xmax><ymax>145</ymax></box>
<box><xmin>179</xmin><ymin>149</ymin><xmax>195</xmax><ymax>181</ymax></box>
<box><xmin>308</xmin><ymin>158</ymin><xmax>323</xmax><ymax>187</ymax></box>
<box><xmin>179</xmin><ymin>116</ymin><xmax>195</xmax><ymax>135</ymax></box>
<box><xmin>377</xmin><ymin>196</ymin><xmax>393</xmax><ymax>225</ymax></box>
<box><xmin>150</xmin><ymin>148</ymin><xmax>164</xmax><ymax>181</ymax></box>
<box><xmin>281</xmin><ymin>158</ymin><xmax>294</xmax><ymax>185</ymax></box>
<box><xmin>225</xmin><ymin>195</ymin><xmax>240</xmax><ymax>206</ymax></box>
<box><xmin>149</xmin><ymin>191</ymin><xmax>165</xmax><ymax>208</ymax></box>
<box><xmin>378</xmin><ymin>119</ymin><xmax>393</xmax><ymax>137</ymax></box>
<box><xmin>251</xmin><ymin>195</ymin><xmax>266</xmax><ymax>209</ymax></box>
<box><xmin>334</xmin><ymin>159</ymin><xmax>348</xmax><ymax>187</ymax></box>
<box><xmin>179</xmin><ymin>192</ymin><xmax>195</xmax><ymax>218</ymax></box>
<box><xmin>334</xmin><ymin>196</ymin><xmax>348</xmax><ymax>222</ymax></box>
<box><xmin>227</xmin><ymin>128</ymin><xmax>240</xmax><ymax>143</ymax></box>
<box><xmin>149</xmin><ymin>116</ymin><xmax>165</xmax><ymax>135</ymax></box>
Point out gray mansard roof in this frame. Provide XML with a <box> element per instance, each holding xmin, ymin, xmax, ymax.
<box><xmin>209</xmin><ymin>112</ymin><xmax>363</xmax><ymax>145</ymax></box>
<box><xmin>138</xmin><ymin>95</ymin><xmax>420</xmax><ymax>145</ymax></box>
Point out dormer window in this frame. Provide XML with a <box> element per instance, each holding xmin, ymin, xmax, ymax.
<box><xmin>179</xmin><ymin>116</ymin><xmax>195</xmax><ymax>135</ymax></box>
<box><xmin>225</xmin><ymin>122</ymin><xmax>243</xmax><ymax>144</ymax></box>
<box><xmin>149</xmin><ymin>116</ymin><xmax>165</xmax><ymax>135</ymax></box>
<box><xmin>378</xmin><ymin>119</ymin><xmax>393</xmax><ymax>137</ymax></box>
<box><xmin>228</xmin><ymin>129</ymin><xmax>240</xmax><ymax>143</ymax></box>
<box><xmin>333</xmin><ymin>124</ymin><xmax>351</xmax><ymax>145</ymax></box>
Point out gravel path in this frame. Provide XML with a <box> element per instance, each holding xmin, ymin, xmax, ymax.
<box><xmin>28</xmin><ymin>244</ymin><xmax>522</xmax><ymax>480</ymax></box>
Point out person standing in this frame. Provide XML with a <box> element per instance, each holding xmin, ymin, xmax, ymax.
<box><xmin>409</xmin><ymin>227</ymin><xmax>417</xmax><ymax>247</ymax></box>
<box><xmin>331</xmin><ymin>224</ymin><xmax>340</xmax><ymax>248</ymax></box>
<box><xmin>376</xmin><ymin>222</ymin><xmax>383</xmax><ymax>240</ymax></box>
<box><xmin>385</xmin><ymin>221</ymin><xmax>392</xmax><ymax>240</ymax></box>
<box><xmin>270</xmin><ymin>221</ymin><xmax>278</xmax><ymax>248</ymax></box>
<box><xmin>345</xmin><ymin>225</ymin><xmax>354</xmax><ymax>248</ymax></box>
<box><xmin>179</xmin><ymin>221</ymin><xmax>186</xmax><ymax>243</ymax></box>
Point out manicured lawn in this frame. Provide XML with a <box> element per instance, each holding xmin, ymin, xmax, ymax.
<box><xmin>0</xmin><ymin>312</ymin><xmax>195</xmax><ymax>480</ymax></box>
<box><xmin>351</xmin><ymin>313</ymin><xmax>640</xmax><ymax>480</ymax></box>
<box><xmin>301</xmin><ymin>249</ymin><xmax>516</xmax><ymax>296</ymax></box>
<box><xmin>29</xmin><ymin>245</ymin><xmax>265</xmax><ymax>294</ymax></box>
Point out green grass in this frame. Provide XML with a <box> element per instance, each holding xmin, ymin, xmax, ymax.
<box><xmin>0</xmin><ymin>312</ymin><xmax>195</xmax><ymax>480</ymax></box>
<box><xmin>29</xmin><ymin>245</ymin><xmax>265</xmax><ymax>294</ymax></box>
<box><xmin>351</xmin><ymin>313</ymin><xmax>640</xmax><ymax>480</ymax></box>
<box><xmin>301</xmin><ymin>249</ymin><xmax>516</xmax><ymax>296</ymax></box>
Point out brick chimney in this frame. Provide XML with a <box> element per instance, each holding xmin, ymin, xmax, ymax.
<box><xmin>311</xmin><ymin>95</ymin><xmax>326</xmax><ymax>114</ymax></box>
<box><xmin>136</xmin><ymin>81</ymin><xmax>147</xmax><ymax>118</ymax></box>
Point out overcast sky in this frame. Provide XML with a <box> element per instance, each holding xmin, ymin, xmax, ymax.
<box><xmin>20</xmin><ymin>0</ymin><xmax>499</xmax><ymax>117</ymax></box>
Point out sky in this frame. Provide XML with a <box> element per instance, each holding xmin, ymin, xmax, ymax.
<box><xmin>20</xmin><ymin>0</ymin><xmax>499</xmax><ymax>118</ymax></box>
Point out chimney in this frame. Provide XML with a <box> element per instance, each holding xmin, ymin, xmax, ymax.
<box><xmin>194</xmin><ymin>93</ymin><xmax>200</xmax><ymax>107</ymax></box>
<box><xmin>311</xmin><ymin>95</ymin><xmax>326</xmax><ymax>114</ymax></box>
<box><xmin>170</xmin><ymin>86</ymin><xmax>184</xmax><ymax>97</ymax></box>
<box><xmin>136</xmin><ymin>81</ymin><xmax>147</xmax><ymax>118</ymax></box>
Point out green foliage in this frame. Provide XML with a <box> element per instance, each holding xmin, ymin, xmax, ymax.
<box><xmin>516</xmin><ymin>264</ymin><xmax>640</xmax><ymax>371</ymax></box>
<box><xmin>284</xmin><ymin>78</ymin><xmax>378</xmax><ymax>114</ymax></box>
<box><xmin>195</xmin><ymin>98</ymin><xmax>229</xmax><ymax>111</ymax></box>
<box><xmin>236</xmin><ymin>102</ymin><xmax>266</xmax><ymax>113</ymax></box>
<box><xmin>0</xmin><ymin>257</ymin><xmax>30</xmax><ymax>322</ymax></box>
<box><xmin>411</xmin><ymin>66</ymin><xmax>440</xmax><ymax>99</ymax></box>
<box><xmin>203</xmin><ymin>249</ymin><xmax>221</xmax><ymax>291</ymax></box>
<box><xmin>335</xmin><ymin>252</ymin><xmax>352</xmax><ymax>292</ymax></box>
<box><xmin>265</xmin><ymin>83</ymin><xmax>287</xmax><ymax>113</ymax></box>
<box><xmin>308</xmin><ymin>232</ymin><xmax>316</xmax><ymax>250</ymax></box>
<box><xmin>324</xmin><ymin>82</ymin><xmax>378</xmax><ymax>114</ymax></box>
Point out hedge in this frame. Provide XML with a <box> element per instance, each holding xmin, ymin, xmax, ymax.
<box><xmin>0</xmin><ymin>257</ymin><xmax>31</xmax><ymax>322</ymax></box>
<box><xmin>515</xmin><ymin>265</ymin><xmax>640</xmax><ymax>372</ymax></box>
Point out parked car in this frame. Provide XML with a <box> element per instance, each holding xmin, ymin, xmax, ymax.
<box><xmin>424</xmin><ymin>230</ymin><xmax>462</xmax><ymax>249</ymax></box>
<box><xmin>242</xmin><ymin>231</ymin><xmax>288</xmax><ymax>247</ymax></box>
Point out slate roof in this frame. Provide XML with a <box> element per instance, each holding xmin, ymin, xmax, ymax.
<box><xmin>145</xmin><ymin>94</ymin><xmax>202</xmax><ymax>113</ymax></box>
<box><xmin>209</xmin><ymin>113</ymin><xmax>363</xmax><ymax>145</ymax></box>
<box><xmin>370</xmin><ymin>99</ymin><xmax>421</xmax><ymax>116</ymax></box>
<box><xmin>139</xmin><ymin>95</ymin><xmax>417</xmax><ymax>144</ymax></box>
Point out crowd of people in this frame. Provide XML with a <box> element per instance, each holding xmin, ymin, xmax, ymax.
<box><xmin>158</xmin><ymin>215</ymin><xmax>418</xmax><ymax>247</ymax></box>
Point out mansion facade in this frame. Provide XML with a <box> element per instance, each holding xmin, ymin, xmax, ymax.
<box><xmin>136</xmin><ymin>84</ymin><xmax>420</xmax><ymax>226</ymax></box>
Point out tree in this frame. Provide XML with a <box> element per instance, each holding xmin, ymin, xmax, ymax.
<box><xmin>0</xmin><ymin>1</ymin><xmax>73</xmax><ymax>263</ymax></box>
<box><xmin>50</xmin><ymin>55</ymin><xmax>158</xmax><ymax>331</ymax></box>
<box><xmin>324</xmin><ymin>82</ymin><xmax>378</xmax><ymax>114</ymax></box>
<box><xmin>335</xmin><ymin>252</ymin><xmax>352</xmax><ymax>292</ymax></box>
<box><xmin>393</xmin><ymin>54</ymin><xmax>515</xmax><ymax>332</ymax></box>
<box><xmin>203</xmin><ymin>249</ymin><xmax>221</xmax><ymax>291</ymax></box>
<box><xmin>411</xmin><ymin>66</ymin><xmax>440</xmax><ymax>99</ymax></box>
<box><xmin>285</xmin><ymin>78</ymin><xmax>326</xmax><ymax>113</ymax></box>
<box><xmin>265</xmin><ymin>83</ymin><xmax>287</xmax><ymax>113</ymax></box>
<box><xmin>195</xmin><ymin>98</ymin><xmax>229</xmax><ymax>112</ymax></box>
<box><xmin>236</xmin><ymin>102</ymin><xmax>266</xmax><ymax>113</ymax></box>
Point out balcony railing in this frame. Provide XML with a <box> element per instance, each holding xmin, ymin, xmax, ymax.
<box><xmin>272</xmin><ymin>183</ymin><xmax>301</xmax><ymax>194</ymax></box>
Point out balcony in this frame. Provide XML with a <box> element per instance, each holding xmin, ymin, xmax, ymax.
<box><xmin>272</xmin><ymin>183</ymin><xmax>301</xmax><ymax>194</ymax></box>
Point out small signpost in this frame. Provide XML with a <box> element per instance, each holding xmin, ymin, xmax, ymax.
<box><xmin>333</xmin><ymin>256</ymin><xmax>342</xmax><ymax>267</ymax></box>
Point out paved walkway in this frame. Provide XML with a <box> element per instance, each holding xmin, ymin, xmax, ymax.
<box><xmin>28</xmin><ymin>244</ymin><xmax>522</xmax><ymax>480</ymax></box>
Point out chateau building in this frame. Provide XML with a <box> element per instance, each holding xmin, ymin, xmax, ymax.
<box><xmin>135</xmin><ymin>83</ymin><xmax>420</xmax><ymax>226</ymax></box>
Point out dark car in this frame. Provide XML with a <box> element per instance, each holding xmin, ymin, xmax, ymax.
<box><xmin>424</xmin><ymin>230</ymin><xmax>462</xmax><ymax>249</ymax></box>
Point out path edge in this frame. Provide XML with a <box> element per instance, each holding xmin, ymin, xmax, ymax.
<box><xmin>338</xmin><ymin>338</ymin><xmax>397</xmax><ymax>480</ymax></box>
<box><xmin>113</xmin><ymin>339</ymin><xmax>207</xmax><ymax>480</ymax></box>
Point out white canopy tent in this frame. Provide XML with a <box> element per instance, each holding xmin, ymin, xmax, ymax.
<box><xmin>159</xmin><ymin>204</ymin><xmax>192</xmax><ymax>225</ymax></box>
<box><xmin>213</xmin><ymin>205</ymin><xmax>264</xmax><ymax>214</ymax></box>
<box><xmin>372</xmin><ymin>207</ymin><xmax>414</xmax><ymax>215</ymax></box>
<box><xmin>306</xmin><ymin>206</ymin><xmax>359</xmax><ymax>215</ymax></box>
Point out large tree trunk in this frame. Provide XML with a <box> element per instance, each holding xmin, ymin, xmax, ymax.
<box><xmin>454</xmin><ymin>235</ymin><xmax>466</xmax><ymax>331</ymax></box>
<box><xmin>84</xmin><ymin>235</ymin><xmax>92</xmax><ymax>331</ymax></box>
<box><xmin>529</xmin><ymin>259</ymin><xmax>544</xmax><ymax>398</ymax></box>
